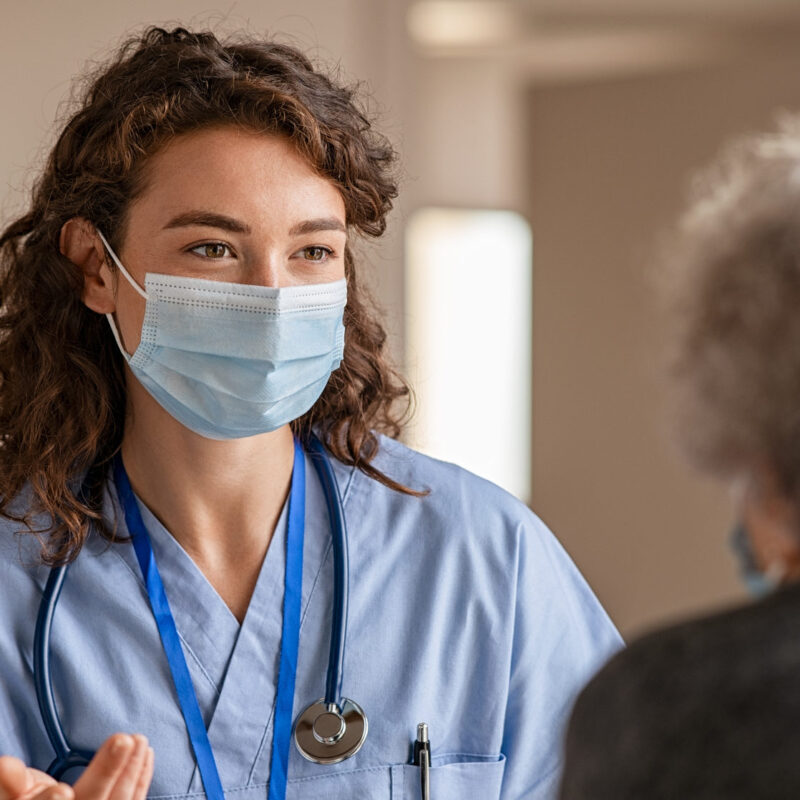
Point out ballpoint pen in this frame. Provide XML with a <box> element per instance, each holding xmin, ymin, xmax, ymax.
<box><xmin>412</xmin><ymin>722</ymin><xmax>431</xmax><ymax>800</ymax></box>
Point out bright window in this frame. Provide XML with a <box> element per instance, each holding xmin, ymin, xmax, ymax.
<box><xmin>405</xmin><ymin>208</ymin><xmax>533</xmax><ymax>502</ymax></box>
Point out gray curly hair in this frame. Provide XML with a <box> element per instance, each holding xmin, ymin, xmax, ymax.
<box><xmin>665</xmin><ymin>114</ymin><xmax>800</xmax><ymax>504</ymax></box>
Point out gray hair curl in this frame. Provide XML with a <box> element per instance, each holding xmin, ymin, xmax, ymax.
<box><xmin>665</xmin><ymin>114</ymin><xmax>800</xmax><ymax>502</ymax></box>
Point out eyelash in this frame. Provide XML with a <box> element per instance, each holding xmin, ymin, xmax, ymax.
<box><xmin>187</xmin><ymin>243</ymin><xmax>335</xmax><ymax>263</ymax></box>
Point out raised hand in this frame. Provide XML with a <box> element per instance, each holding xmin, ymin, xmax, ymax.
<box><xmin>0</xmin><ymin>735</ymin><xmax>154</xmax><ymax>800</ymax></box>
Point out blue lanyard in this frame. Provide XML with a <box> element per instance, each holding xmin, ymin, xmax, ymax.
<box><xmin>113</xmin><ymin>439</ymin><xmax>306</xmax><ymax>800</ymax></box>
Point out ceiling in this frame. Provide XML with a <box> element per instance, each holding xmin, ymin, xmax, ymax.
<box><xmin>407</xmin><ymin>0</ymin><xmax>800</xmax><ymax>82</ymax></box>
<box><xmin>518</xmin><ymin>0</ymin><xmax>800</xmax><ymax>24</ymax></box>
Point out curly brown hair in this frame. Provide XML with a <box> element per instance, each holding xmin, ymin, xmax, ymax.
<box><xmin>663</xmin><ymin>115</ymin><xmax>800</xmax><ymax>507</ymax></box>
<box><xmin>0</xmin><ymin>26</ymin><xmax>417</xmax><ymax>564</ymax></box>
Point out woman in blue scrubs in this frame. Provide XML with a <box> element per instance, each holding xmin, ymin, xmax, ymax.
<box><xmin>0</xmin><ymin>27</ymin><xmax>620</xmax><ymax>800</ymax></box>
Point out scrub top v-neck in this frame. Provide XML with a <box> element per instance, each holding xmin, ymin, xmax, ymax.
<box><xmin>115</xmin><ymin>440</ymin><xmax>306</xmax><ymax>800</ymax></box>
<box><xmin>121</xmin><ymin>448</ymin><xmax>336</xmax><ymax>797</ymax></box>
<box><xmin>130</xmin><ymin>476</ymin><xmax>291</xmax><ymax>795</ymax></box>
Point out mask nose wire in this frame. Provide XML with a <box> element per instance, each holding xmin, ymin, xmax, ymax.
<box><xmin>96</xmin><ymin>229</ymin><xmax>149</xmax><ymax>361</ymax></box>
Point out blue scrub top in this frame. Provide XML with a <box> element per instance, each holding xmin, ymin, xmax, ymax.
<box><xmin>0</xmin><ymin>437</ymin><xmax>621</xmax><ymax>799</ymax></box>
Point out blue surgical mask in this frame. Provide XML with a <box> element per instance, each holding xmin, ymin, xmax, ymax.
<box><xmin>97</xmin><ymin>231</ymin><xmax>346</xmax><ymax>440</ymax></box>
<box><xmin>729</xmin><ymin>522</ymin><xmax>784</xmax><ymax>598</ymax></box>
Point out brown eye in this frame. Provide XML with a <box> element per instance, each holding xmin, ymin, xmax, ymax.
<box><xmin>190</xmin><ymin>243</ymin><xmax>232</xmax><ymax>259</ymax></box>
<box><xmin>204</xmin><ymin>243</ymin><xmax>228</xmax><ymax>259</ymax></box>
<box><xmin>303</xmin><ymin>247</ymin><xmax>330</xmax><ymax>262</ymax></box>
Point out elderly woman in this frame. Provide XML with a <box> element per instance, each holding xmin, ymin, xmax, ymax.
<box><xmin>559</xmin><ymin>118</ymin><xmax>800</xmax><ymax>799</ymax></box>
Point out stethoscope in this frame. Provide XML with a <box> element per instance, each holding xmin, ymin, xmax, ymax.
<box><xmin>33</xmin><ymin>435</ymin><xmax>367</xmax><ymax>781</ymax></box>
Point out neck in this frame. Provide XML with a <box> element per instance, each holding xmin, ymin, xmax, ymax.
<box><xmin>120</xmin><ymin>379</ymin><xmax>295</xmax><ymax>621</ymax></box>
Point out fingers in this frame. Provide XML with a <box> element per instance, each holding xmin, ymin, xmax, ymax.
<box><xmin>73</xmin><ymin>734</ymin><xmax>134</xmax><ymax>800</ymax></box>
<box><xmin>1</xmin><ymin>734</ymin><xmax>155</xmax><ymax>800</ymax></box>
<box><xmin>128</xmin><ymin>743</ymin><xmax>153</xmax><ymax>800</ymax></box>
<box><xmin>21</xmin><ymin>782</ymin><xmax>73</xmax><ymax>800</ymax></box>
<box><xmin>0</xmin><ymin>758</ymin><xmax>62</xmax><ymax>800</ymax></box>
<box><xmin>0</xmin><ymin>757</ymin><xmax>31</xmax><ymax>800</ymax></box>
<box><xmin>21</xmin><ymin>772</ymin><xmax>56</xmax><ymax>795</ymax></box>
<box><xmin>106</xmin><ymin>737</ymin><xmax>150</xmax><ymax>800</ymax></box>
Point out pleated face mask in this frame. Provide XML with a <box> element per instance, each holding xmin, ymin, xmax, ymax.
<box><xmin>97</xmin><ymin>231</ymin><xmax>346</xmax><ymax>440</ymax></box>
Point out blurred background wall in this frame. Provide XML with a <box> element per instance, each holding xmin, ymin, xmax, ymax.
<box><xmin>4</xmin><ymin>0</ymin><xmax>800</xmax><ymax>636</ymax></box>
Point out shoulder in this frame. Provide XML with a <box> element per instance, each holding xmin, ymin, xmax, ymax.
<box><xmin>375</xmin><ymin>437</ymin><xmax>605</xmax><ymax>579</ymax></box>
<box><xmin>561</xmin><ymin>587</ymin><xmax>800</xmax><ymax>798</ymax></box>
<box><xmin>372</xmin><ymin>433</ymin><xmax>512</xmax><ymax>494</ymax></box>
<box><xmin>345</xmin><ymin>436</ymin><xmax>620</xmax><ymax>642</ymax></box>
<box><xmin>0</xmin><ymin>483</ymin><xmax>111</xmax><ymax>585</ymax></box>
<box><xmin>352</xmin><ymin>434</ymin><xmax>547</xmax><ymax>541</ymax></box>
<box><xmin>0</xmin><ymin>487</ymin><xmax>50</xmax><ymax>575</ymax></box>
<box><xmin>568</xmin><ymin>590</ymin><xmax>800</xmax><ymax>749</ymax></box>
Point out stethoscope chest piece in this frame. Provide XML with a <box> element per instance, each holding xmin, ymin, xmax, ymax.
<box><xmin>294</xmin><ymin>698</ymin><xmax>368</xmax><ymax>764</ymax></box>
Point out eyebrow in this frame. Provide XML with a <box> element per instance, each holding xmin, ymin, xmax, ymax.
<box><xmin>163</xmin><ymin>211</ymin><xmax>251</xmax><ymax>234</ymax></box>
<box><xmin>289</xmin><ymin>217</ymin><xmax>347</xmax><ymax>237</ymax></box>
<box><xmin>162</xmin><ymin>211</ymin><xmax>347</xmax><ymax>237</ymax></box>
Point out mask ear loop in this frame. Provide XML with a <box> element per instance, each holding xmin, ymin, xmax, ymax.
<box><xmin>95</xmin><ymin>229</ymin><xmax>149</xmax><ymax>361</ymax></box>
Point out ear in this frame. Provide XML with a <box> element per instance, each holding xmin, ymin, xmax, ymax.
<box><xmin>59</xmin><ymin>217</ymin><xmax>116</xmax><ymax>314</ymax></box>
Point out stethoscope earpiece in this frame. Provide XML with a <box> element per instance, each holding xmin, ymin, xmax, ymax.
<box><xmin>293</xmin><ymin>698</ymin><xmax>368</xmax><ymax>764</ymax></box>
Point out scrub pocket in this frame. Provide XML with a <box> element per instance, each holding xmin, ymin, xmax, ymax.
<box><xmin>286</xmin><ymin>766</ymin><xmax>392</xmax><ymax>798</ymax></box>
<box><xmin>391</xmin><ymin>754</ymin><xmax>506</xmax><ymax>799</ymax></box>
<box><xmin>284</xmin><ymin>754</ymin><xmax>506</xmax><ymax>799</ymax></box>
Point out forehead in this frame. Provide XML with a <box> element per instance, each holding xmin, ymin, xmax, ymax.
<box><xmin>128</xmin><ymin>126</ymin><xmax>346</xmax><ymax>227</ymax></box>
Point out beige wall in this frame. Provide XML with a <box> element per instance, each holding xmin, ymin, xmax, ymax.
<box><xmin>527</xmin><ymin>49</ymin><xmax>800</xmax><ymax>636</ymax></box>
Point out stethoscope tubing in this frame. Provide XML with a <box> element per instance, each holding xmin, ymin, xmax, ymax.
<box><xmin>34</xmin><ymin>564</ymin><xmax>93</xmax><ymax>777</ymax></box>
<box><xmin>306</xmin><ymin>435</ymin><xmax>349</xmax><ymax>708</ymax></box>
<box><xmin>33</xmin><ymin>435</ymin><xmax>352</xmax><ymax>776</ymax></box>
